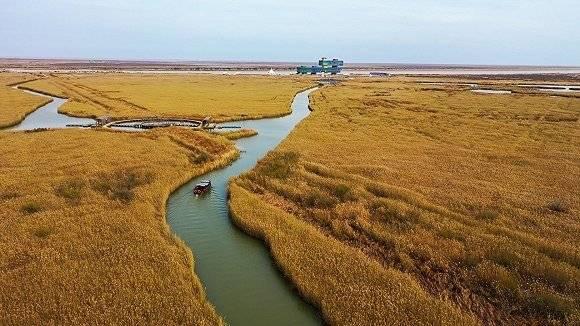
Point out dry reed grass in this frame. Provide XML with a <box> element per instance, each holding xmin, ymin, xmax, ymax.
<box><xmin>220</xmin><ymin>128</ymin><xmax>258</xmax><ymax>140</ymax></box>
<box><xmin>230</xmin><ymin>184</ymin><xmax>477</xmax><ymax>325</ymax></box>
<box><xmin>21</xmin><ymin>73</ymin><xmax>315</xmax><ymax>122</ymax></box>
<box><xmin>231</xmin><ymin>77</ymin><xmax>580</xmax><ymax>324</ymax></box>
<box><xmin>0</xmin><ymin>128</ymin><xmax>240</xmax><ymax>324</ymax></box>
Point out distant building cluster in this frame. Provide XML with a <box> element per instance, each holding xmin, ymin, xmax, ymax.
<box><xmin>297</xmin><ymin>58</ymin><xmax>344</xmax><ymax>75</ymax></box>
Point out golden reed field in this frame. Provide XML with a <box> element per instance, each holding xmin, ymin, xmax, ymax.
<box><xmin>0</xmin><ymin>72</ymin><xmax>316</xmax><ymax>325</ymax></box>
<box><xmin>231</xmin><ymin>78</ymin><xmax>580</xmax><ymax>324</ymax></box>
<box><xmin>0</xmin><ymin>73</ymin><xmax>51</xmax><ymax>128</ymax></box>
<box><xmin>2</xmin><ymin>72</ymin><xmax>579</xmax><ymax>325</ymax></box>
<box><xmin>0</xmin><ymin>127</ymin><xmax>242</xmax><ymax>324</ymax></box>
<box><xmin>21</xmin><ymin>73</ymin><xmax>314</xmax><ymax>122</ymax></box>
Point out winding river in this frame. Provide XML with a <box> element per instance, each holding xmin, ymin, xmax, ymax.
<box><xmin>167</xmin><ymin>88</ymin><xmax>320</xmax><ymax>325</ymax></box>
<box><xmin>4</xmin><ymin>86</ymin><xmax>322</xmax><ymax>325</ymax></box>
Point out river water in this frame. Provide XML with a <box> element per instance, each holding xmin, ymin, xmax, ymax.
<box><xmin>7</xmin><ymin>88</ymin><xmax>94</xmax><ymax>130</ymax></box>
<box><xmin>471</xmin><ymin>89</ymin><xmax>512</xmax><ymax>94</ymax></box>
<box><xmin>166</xmin><ymin>88</ymin><xmax>321</xmax><ymax>325</ymax></box>
<box><xmin>3</xmin><ymin>86</ymin><xmax>322</xmax><ymax>325</ymax></box>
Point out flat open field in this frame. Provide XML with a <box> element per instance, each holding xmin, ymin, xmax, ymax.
<box><xmin>20</xmin><ymin>74</ymin><xmax>315</xmax><ymax>121</ymax></box>
<box><xmin>0</xmin><ymin>128</ymin><xmax>240</xmax><ymax>324</ymax></box>
<box><xmin>0</xmin><ymin>73</ymin><xmax>51</xmax><ymax>128</ymax></box>
<box><xmin>2</xmin><ymin>72</ymin><xmax>579</xmax><ymax>324</ymax></box>
<box><xmin>231</xmin><ymin>78</ymin><xmax>580</xmax><ymax>324</ymax></box>
<box><xmin>2</xmin><ymin>58</ymin><xmax>580</xmax><ymax>76</ymax></box>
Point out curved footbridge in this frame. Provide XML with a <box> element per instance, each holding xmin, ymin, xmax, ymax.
<box><xmin>66</xmin><ymin>116</ymin><xmax>230</xmax><ymax>130</ymax></box>
<box><xmin>103</xmin><ymin>117</ymin><xmax>207</xmax><ymax>129</ymax></box>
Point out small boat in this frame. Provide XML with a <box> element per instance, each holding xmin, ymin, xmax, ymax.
<box><xmin>193</xmin><ymin>180</ymin><xmax>211</xmax><ymax>195</ymax></box>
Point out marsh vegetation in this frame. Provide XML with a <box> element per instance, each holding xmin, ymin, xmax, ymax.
<box><xmin>0</xmin><ymin>72</ymin><xmax>317</xmax><ymax>324</ymax></box>
<box><xmin>2</xmin><ymin>71</ymin><xmax>578</xmax><ymax>324</ymax></box>
<box><xmin>21</xmin><ymin>74</ymin><xmax>314</xmax><ymax>122</ymax></box>
<box><xmin>0</xmin><ymin>128</ymin><xmax>241</xmax><ymax>324</ymax></box>
<box><xmin>231</xmin><ymin>78</ymin><xmax>580</xmax><ymax>324</ymax></box>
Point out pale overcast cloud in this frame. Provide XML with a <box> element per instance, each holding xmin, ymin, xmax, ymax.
<box><xmin>1</xmin><ymin>0</ymin><xmax>578</xmax><ymax>65</ymax></box>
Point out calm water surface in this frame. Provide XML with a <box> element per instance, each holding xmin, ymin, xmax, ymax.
<box><xmin>167</xmin><ymin>88</ymin><xmax>321</xmax><ymax>325</ymax></box>
<box><xmin>7</xmin><ymin>88</ymin><xmax>94</xmax><ymax>131</ymax></box>
<box><xmin>471</xmin><ymin>89</ymin><xmax>512</xmax><ymax>94</ymax></box>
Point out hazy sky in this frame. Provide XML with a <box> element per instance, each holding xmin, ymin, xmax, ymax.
<box><xmin>1</xmin><ymin>0</ymin><xmax>579</xmax><ymax>65</ymax></box>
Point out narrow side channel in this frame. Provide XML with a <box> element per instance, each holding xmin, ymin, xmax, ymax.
<box><xmin>7</xmin><ymin>87</ymin><xmax>95</xmax><ymax>131</ymax></box>
<box><xmin>166</xmin><ymin>88</ymin><xmax>321</xmax><ymax>325</ymax></box>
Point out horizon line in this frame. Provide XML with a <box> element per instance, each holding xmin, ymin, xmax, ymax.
<box><xmin>1</xmin><ymin>56</ymin><xmax>580</xmax><ymax>69</ymax></box>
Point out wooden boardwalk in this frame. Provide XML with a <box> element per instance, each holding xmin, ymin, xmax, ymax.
<box><xmin>67</xmin><ymin>117</ymin><xmax>239</xmax><ymax>130</ymax></box>
<box><xmin>104</xmin><ymin>118</ymin><xmax>205</xmax><ymax>129</ymax></box>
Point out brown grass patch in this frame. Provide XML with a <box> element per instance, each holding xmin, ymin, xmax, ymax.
<box><xmin>231</xmin><ymin>77</ymin><xmax>580</xmax><ymax>324</ymax></box>
<box><xmin>0</xmin><ymin>128</ymin><xmax>239</xmax><ymax>324</ymax></box>
<box><xmin>21</xmin><ymin>73</ymin><xmax>315</xmax><ymax>122</ymax></box>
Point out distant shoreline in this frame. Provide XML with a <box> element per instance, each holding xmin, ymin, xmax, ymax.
<box><xmin>1</xmin><ymin>58</ymin><xmax>579</xmax><ymax>76</ymax></box>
